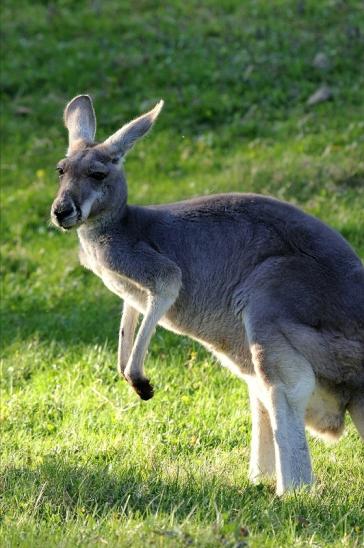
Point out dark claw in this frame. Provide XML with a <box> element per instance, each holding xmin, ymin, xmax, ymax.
<box><xmin>132</xmin><ymin>378</ymin><xmax>154</xmax><ymax>400</ymax></box>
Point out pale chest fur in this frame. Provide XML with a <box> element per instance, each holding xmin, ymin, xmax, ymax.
<box><xmin>78</xmin><ymin>233</ymin><xmax>149</xmax><ymax>314</ymax></box>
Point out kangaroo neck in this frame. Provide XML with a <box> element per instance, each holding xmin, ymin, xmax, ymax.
<box><xmin>78</xmin><ymin>200</ymin><xmax>129</xmax><ymax>240</ymax></box>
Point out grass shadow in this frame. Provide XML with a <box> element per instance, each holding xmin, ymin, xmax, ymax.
<box><xmin>3</xmin><ymin>454</ymin><xmax>361</xmax><ymax>545</ymax></box>
<box><xmin>2</xmin><ymin>456</ymin><xmax>271</xmax><ymax>523</ymax></box>
<box><xmin>1</xmin><ymin>289</ymin><xmax>122</xmax><ymax>352</ymax></box>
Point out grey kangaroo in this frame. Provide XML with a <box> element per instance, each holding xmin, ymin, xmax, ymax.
<box><xmin>51</xmin><ymin>95</ymin><xmax>364</xmax><ymax>495</ymax></box>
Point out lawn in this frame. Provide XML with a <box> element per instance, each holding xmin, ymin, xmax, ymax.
<box><xmin>1</xmin><ymin>0</ymin><xmax>364</xmax><ymax>546</ymax></box>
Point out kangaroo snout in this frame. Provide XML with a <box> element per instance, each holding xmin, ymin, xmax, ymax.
<box><xmin>51</xmin><ymin>199</ymin><xmax>80</xmax><ymax>229</ymax></box>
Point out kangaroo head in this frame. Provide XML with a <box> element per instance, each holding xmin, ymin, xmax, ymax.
<box><xmin>51</xmin><ymin>95</ymin><xmax>163</xmax><ymax>230</ymax></box>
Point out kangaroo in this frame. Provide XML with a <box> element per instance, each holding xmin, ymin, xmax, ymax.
<box><xmin>51</xmin><ymin>95</ymin><xmax>364</xmax><ymax>495</ymax></box>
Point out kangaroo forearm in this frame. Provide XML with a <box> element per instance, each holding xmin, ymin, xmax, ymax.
<box><xmin>111</xmin><ymin>244</ymin><xmax>182</xmax><ymax>400</ymax></box>
<box><xmin>124</xmin><ymin>292</ymin><xmax>178</xmax><ymax>400</ymax></box>
<box><xmin>117</xmin><ymin>303</ymin><xmax>139</xmax><ymax>375</ymax></box>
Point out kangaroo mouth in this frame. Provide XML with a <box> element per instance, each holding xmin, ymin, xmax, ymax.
<box><xmin>51</xmin><ymin>203</ymin><xmax>82</xmax><ymax>230</ymax></box>
<box><xmin>60</xmin><ymin>214</ymin><xmax>81</xmax><ymax>229</ymax></box>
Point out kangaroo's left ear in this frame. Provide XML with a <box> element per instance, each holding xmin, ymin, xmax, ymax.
<box><xmin>64</xmin><ymin>95</ymin><xmax>96</xmax><ymax>155</ymax></box>
<box><xmin>102</xmin><ymin>100</ymin><xmax>164</xmax><ymax>161</ymax></box>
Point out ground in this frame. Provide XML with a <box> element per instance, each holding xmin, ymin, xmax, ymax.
<box><xmin>1</xmin><ymin>1</ymin><xmax>364</xmax><ymax>546</ymax></box>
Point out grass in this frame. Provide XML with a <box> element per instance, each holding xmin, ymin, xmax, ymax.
<box><xmin>1</xmin><ymin>0</ymin><xmax>364</xmax><ymax>546</ymax></box>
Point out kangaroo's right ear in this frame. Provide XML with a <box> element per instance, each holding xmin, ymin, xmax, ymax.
<box><xmin>64</xmin><ymin>95</ymin><xmax>96</xmax><ymax>155</ymax></box>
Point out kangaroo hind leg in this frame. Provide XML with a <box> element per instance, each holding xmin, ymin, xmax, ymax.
<box><xmin>246</xmin><ymin>322</ymin><xmax>316</xmax><ymax>495</ymax></box>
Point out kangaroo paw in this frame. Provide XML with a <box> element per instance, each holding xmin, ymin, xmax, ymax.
<box><xmin>132</xmin><ymin>378</ymin><xmax>154</xmax><ymax>400</ymax></box>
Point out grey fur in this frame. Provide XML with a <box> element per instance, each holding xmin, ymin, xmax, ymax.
<box><xmin>51</xmin><ymin>95</ymin><xmax>364</xmax><ymax>495</ymax></box>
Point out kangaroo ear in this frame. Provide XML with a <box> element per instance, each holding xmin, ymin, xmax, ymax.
<box><xmin>103</xmin><ymin>100</ymin><xmax>164</xmax><ymax>161</ymax></box>
<box><xmin>64</xmin><ymin>95</ymin><xmax>96</xmax><ymax>154</ymax></box>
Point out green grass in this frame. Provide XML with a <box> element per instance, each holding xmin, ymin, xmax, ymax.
<box><xmin>1</xmin><ymin>0</ymin><xmax>364</xmax><ymax>546</ymax></box>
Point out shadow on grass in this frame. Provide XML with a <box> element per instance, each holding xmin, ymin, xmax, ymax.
<box><xmin>0</xmin><ymin>291</ymin><xmax>121</xmax><ymax>351</ymax></box>
<box><xmin>4</xmin><ymin>456</ymin><xmax>361</xmax><ymax>545</ymax></box>
<box><xmin>2</xmin><ymin>456</ymin><xmax>272</xmax><ymax>524</ymax></box>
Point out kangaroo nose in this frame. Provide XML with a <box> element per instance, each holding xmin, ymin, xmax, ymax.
<box><xmin>54</xmin><ymin>205</ymin><xmax>74</xmax><ymax>221</ymax></box>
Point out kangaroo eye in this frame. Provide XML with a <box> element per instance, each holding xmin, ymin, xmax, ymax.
<box><xmin>91</xmin><ymin>171</ymin><xmax>107</xmax><ymax>181</ymax></box>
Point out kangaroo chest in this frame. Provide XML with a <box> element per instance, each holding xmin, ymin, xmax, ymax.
<box><xmin>78</xmin><ymin>235</ymin><xmax>149</xmax><ymax>313</ymax></box>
